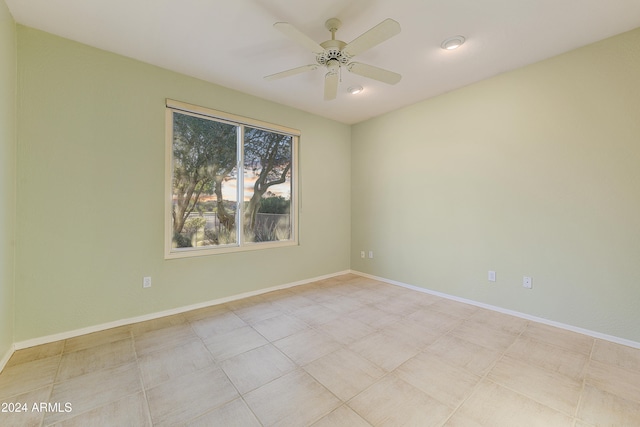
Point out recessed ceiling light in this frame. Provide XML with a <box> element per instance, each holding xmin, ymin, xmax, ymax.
<box><xmin>441</xmin><ymin>36</ymin><xmax>466</xmax><ymax>50</ymax></box>
<box><xmin>347</xmin><ymin>85</ymin><xmax>363</xmax><ymax>95</ymax></box>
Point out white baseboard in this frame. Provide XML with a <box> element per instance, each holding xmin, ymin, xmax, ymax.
<box><xmin>0</xmin><ymin>343</ymin><xmax>15</xmax><ymax>373</ymax></box>
<box><xmin>13</xmin><ymin>270</ymin><xmax>351</xmax><ymax>351</ymax></box>
<box><xmin>351</xmin><ymin>270</ymin><xmax>640</xmax><ymax>350</ymax></box>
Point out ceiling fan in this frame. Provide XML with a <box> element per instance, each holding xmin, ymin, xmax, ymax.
<box><xmin>265</xmin><ymin>18</ymin><xmax>402</xmax><ymax>101</ymax></box>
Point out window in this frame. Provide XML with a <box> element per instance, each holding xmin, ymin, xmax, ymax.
<box><xmin>165</xmin><ymin>99</ymin><xmax>299</xmax><ymax>258</ymax></box>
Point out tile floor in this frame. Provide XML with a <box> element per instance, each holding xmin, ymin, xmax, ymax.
<box><xmin>1</xmin><ymin>274</ymin><xmax>639</xmax><ymax>426</ymax></box>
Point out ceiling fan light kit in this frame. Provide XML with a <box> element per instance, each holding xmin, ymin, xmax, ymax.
<box><xmin>348</xmin><ymin>85</ymin><xmax>363</xmax><ymax>95</ymax></box>
<box><xmin>265</xmin><ymin>17</ymin><xmax>402</xmax><ymax>101</ymax></box>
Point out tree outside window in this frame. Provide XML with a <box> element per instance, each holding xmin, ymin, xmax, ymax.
<box><xmin>166</xmin><ymin>101</ymin><xmax>298</xmax><ymax>258</ymax></box>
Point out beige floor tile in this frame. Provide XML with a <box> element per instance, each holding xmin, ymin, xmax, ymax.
<box><xmin>190</xmin><ymin>311</ymin><xmax>247</xmax><ymax>339</ymax></box>
<box><xmin>371</xmin><ymin>295</ymin><xmax>423</xmax><ymax>316</ymax></box>
<box><xmin>349</xmin><ymin>330</ymin><xmax>421</xmax><ymax>372</ymax></box>
<box><xmin>57</xmin><ymin>338</ymin><xmax>136</xmax><ymax>381</ymax></box>
<box><xmin>520</xmin><ymin>323</ymin><xmax>594</xmax><ymax>355</ymax></box>
<box><xmin>134</xmin><ymin>323</ymin><xmax>198</xmax><ymax>356</ymax></box>
<box><xmin>296</xmin><ymin>287</ymin><xmax>343</xmax><ymax>303</ymax></box>
<box><xmin>395</xmin><ymin>351</ymin><xmax>480</xmax><ymax>408</ymax></box>
<box><xmin>304</xmin><ymin>348</ymin><xmax>385</xmax><ymax>401</ymax></box>
<box><xmin>312</xmin><ymin>404</ymin><xmax>372</xmax><ymax>427</ymax></box>
<box><xmin>43</xmin><ymin>362</ymin><xmax>142</xmax><ymax>425</ymax></box>
<box><xmin>319</xmin><ymin>295</ymin><xmax>366</xmax><ymax>315</ymax></box>
<box><xmin>449</xmin><ymin>320</ymin><xmax>519</xmax><ymax>352</ymax></box>
<box><xmin>289</xmin><ymin>304</ymin><xmax>340</xmax><ymax>327</ymax></box>
<box><xmin>504</xmin><ymin>336</ymin><xmax>588</xmax><ymax>380</ymax></box>
<box><xmin>64</xmin><ymin>326</ymin><xmax>132</xmax><ymax>353</ymax></box>
<box><xmin>466</xmin><ymin>309</ymin><xmax>529</xmax><ymax>335</ymax></box>
<box><xmin>220</xmin><ymin>344</ymin><xmax>296</xmax><ymax>394</ymax></box>
<box><xmin>203</xmin><ymin>325</ymin><xmax>269</xmax><ymax>361</ymax></box>
<box><xmin>576</xmin><ymin>383</ymin><xmax>640</xmax><ymax>427</ymax></box>
<box><xmin>346</xmin><ymin>305</ymin><xmax>401</xmax><ymax>330</ymax></box>
<box><xmin>373</xmin><ymin>283</ymin><xmax>417</xmax><ymax>299</ymax></box>
<box><xmin>317</xmin><ymin>317</ymin><xmax>375</xmax><ymax>345</ymax></box>
<box><xmin>426</xmin><ymin>335</ymin><xmax>502</xmax><ymax>376</ymax></box>
<box><xmin>591</xmin><ymin>339</ymin><xmax>640</xmax><ymax>373</ymax></box>
<box><xmin>428</xmin><ymin>299</ymin><xmax>479</xmax><ymax>319</ymax></box>
<box><xmin>146</xmin><ymin>366</ymin><xmax>238</xmax><ymax>427</ymax></box>
<box><xmin>51</xmin><ymin>392</ymin><xmax>151</xmax><ymax>427</ymax></box>
<box><xmin>348</xmin><ymin>287</ymin><xmax>398</xmax><ymax>305</ymax></box>
<box><xmin>445</xmin><ymin>380</ymin><xmax>574</xmax><ymax>427</ymax></box>
<box><xmin>487</xmin><ymin>355</ymin><xmax>582</xmax><ymax>416</ymax></box>
<box><xmin>272</xmin><ymin>294</ymin><xmax>317</xmax><ymax>313</ymax></box>
<box><xmin>232</xmin><ymin>301</ymin><xmax>285</xmax><ymax>324</ymax></box>
<box><xmin>330</xmin><ymin>283</ymin><xmax>365</xmax><ymax>297</ymax></box>
<box><xmin>336</xmin><ymin>273</ymin><xmax>364</xmax><ymax>283</ymax></box>
<box><xmin>274</xmin><ymin>329</ymin><xmax>342</xmax><ymax>366</ymax></box>
<box><xmin>291</xmin><ymin>284</ymin><xmax>323</xmax><ymax>296</ymax></box>
<box><xmin>6</xmin><ymin>341</ymin><xmax>64</xmax><ymax>368</ymax></box>
<box><xmin>406</xmin><ymin>291</ymin><xmax>443</xmax><ymax>307</ymax></box>
<box><xmin>138</xmin><ymin>339</ymin><xmax>216</xmax><ymax>389</ymax></box>
<box><xmin>406</xmin><ymin>309</ymin><xmax>462</xmax><ymax>335</ymax></box>
<box><xmin>244</xmin><ymin>369</ymin><xmax>341</xmax><ymax>427</ymax></box>
<box><xmin>585</xmin><ymin>360</ymin><xmax>640</xmax><ymax>402</ymax></box>
<box><xmin>349</xmin><ymin>374</ymin><xmax>453</xmax><ymax>427</ymax></box>
<box><xmin>0</xmin><ymin>355</ymin><xmax>60</xmax><ymax>400</ymax></box>
<box><xmin>185</xmin><ymin>398</ymin><xmax>261</xmax><ymax>427</ymax></box>
<box><xmin>3</xmin><ymin>274</ymin><xmax>626</xmax><ymax>427</ymax></box>
<box><xmin>0</xmin><ymin>385</ymin><xmax>50</xmax><ymax>427</ymax></box>
<box><xmin>251</xmin><ymin>313</ymin><xmax>309</xmax><ymax>342</ymax></box>
<box><xmin>380</xmin><ymin>318</ymin><xmax>442</xmax><ymax>349</ymax></box>
<box><xmin>317</xmin><ymin>284</ymin><xmax>355</xmax><ymax>296</ymax></box>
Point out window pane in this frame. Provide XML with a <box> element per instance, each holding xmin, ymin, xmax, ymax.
<box><xmin>243</xmin><ymin>127</ymin><xmax>292</xmax><ymax>243</ymax></box>
<box><xmin>171</xmin><ymin>112</ymin><xmax>238</xmax><ymax>249</ymax></box>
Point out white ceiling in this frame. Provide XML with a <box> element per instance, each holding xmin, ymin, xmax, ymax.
<box><xmin>6</xmin><ymin>0</ymin><xmax>640</xmax><ymax>124</ymax></box>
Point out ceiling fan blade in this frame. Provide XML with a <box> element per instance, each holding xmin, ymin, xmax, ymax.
<box><xmin>324</xmin><ymin>72</ymin><xmax>338</xmax><ymax>101</ymax></box>
<box><xmin>342</xmin><ymin>18</ymin><xmax>401</xmax><ymax>58</ymax></box>
<box><xmin>274</xmin><ymin>22</ymin><xmax>325</xmax><ymax>55</ymax></box>
<box><xmin>347</xmin><ymin>62</ymin><xmax>402</xmax><ymax>85</ymax></box>
<box><xmin>264</xmin><ymin>64</ymin><xmax>318</xmax><ymax>81</ymax></box>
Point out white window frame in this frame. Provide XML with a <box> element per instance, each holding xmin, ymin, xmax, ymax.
<box><xmin>165</xmin><ymin>99</ymin><xmax>299</xmax><ymax>259</ymax></box>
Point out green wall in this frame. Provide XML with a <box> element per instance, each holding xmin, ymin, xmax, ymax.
<box><xmin>15</xmin><ymin>26</ymin><xmax>351</xmax><ymax>342</ymax></box>
<box><xmin>0</xmin><ymin>0</ymin><xmax>16</xmax><ymax>360</ymax></box>
<box><xmin>351</xmin><ymin>28</ymin><xmax>640</xmax><ymax>342</ymax></box>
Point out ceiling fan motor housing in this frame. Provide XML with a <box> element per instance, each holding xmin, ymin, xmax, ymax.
<box><xmin>317</xmin><ymin>40</ymin><xmax>350</xmax><ymax>66</ymax></box>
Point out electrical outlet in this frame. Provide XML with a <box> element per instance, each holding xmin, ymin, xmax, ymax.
<box><xmin>368</xmin><ymin>251</ymin><xmax>374</xmax><ymax>259</ymax></box>
<box><xmin>488</xmin><ymin>271</ymin><xmax>496</xmax><ymax>282</ymax></box>
<box><xmin>143</xmin><ymin>276</ymin><xmax>152</xmax><ymax>288</ymax></box>
<box><xmin>523</xmin><ymin>276</ymin><xmax>532</xmax><ymax>289</ymax></box>
<box><xmin>360</xmin><ymin>251</ymin><xmax>365</xmax><ymax>259</ymax></box>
